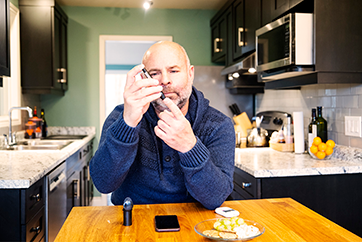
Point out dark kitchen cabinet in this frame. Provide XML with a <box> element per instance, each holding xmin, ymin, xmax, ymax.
<box><xmin>0</xmin><ymin>177</ymin><xmax>46</xmax><ymax>242</ymax></box>
<box><xmin>211</xmin><ymin>7</ymin><xmax>229</xmax><ymax>63</ymax></box>
<box><xmin>211</xmin><ymin>0</ymin><xmax>261</xmax><ymax>66</ymax></box>
<box><xmin>261</xmin><ymin>0</ymin><xmax>307</xmax><ymax>25</ymax></box>
<box><xmin>233</xmin><ymin>0</ymin><xmax>260</xmax><ymax>61</ymax></box>
<box><xmin>232</xmin><ymin>0</ymin><xmax>244</xmax><ymax>61</ymax></box>
<box><xmin>231</xmin><ymin>167</ymin><xmax>362</xmax><ymax>237</ymax></box>
<box><xmin>66</xmin><ymin>140</ymin><xmax>94</xmax><ymax>215</ymax></box>
<box><xmin>0</xmin><ymin>0</ymin><xmax>10</xmax><ymax>82</ymax></box>
<box><xmin>19</xmin><ymin>0</ymin><xmax>68</xmax><ymax>95</ymax></box>
<box><xmin>270</xmin><ymin>0</ymin><xmax>289</xmax><ymax>21</ymax></box>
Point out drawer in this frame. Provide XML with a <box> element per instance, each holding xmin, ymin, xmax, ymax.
<box><xmin>23</xmin><ymin>177</ymin><xmax>45</xmax><ymax>224</ymax></box>
<box><xmin>22</xmin><ymin>206</ymin><xmax>45</xmax><ymax>242</ymax></box>
<box><xmin>233</xmin><ymin>182</ymin><xmax>254</xmax><ymax>200</ymax></box>
<box><xmin>233</xmin><ymin>167</ymin><xmax>259</xmax><ymax>198</ymax></box>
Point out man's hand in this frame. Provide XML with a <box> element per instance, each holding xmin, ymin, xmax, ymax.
<box><xmin>154</xmin><ymin>98</ymin><xmax>197</xmax><ymax>153</ymax></box>
<box><xmin>123</xmin><ymin>64</ymin><xmax>163</xmax><ymax>127</ymax></box>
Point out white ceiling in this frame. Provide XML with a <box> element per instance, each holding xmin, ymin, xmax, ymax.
<box><xmin>57</xmin><ymin>0</ymin><xmax>229</xmax><ymax>10</ymax></box>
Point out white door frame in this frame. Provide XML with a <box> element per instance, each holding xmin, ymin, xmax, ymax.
<box><xmin>99</xmin><ymin>35</ymin><xmax>173</xmax><ymax>134</ymax></box>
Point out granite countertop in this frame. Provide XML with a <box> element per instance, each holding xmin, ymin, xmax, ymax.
<box><xmin>235</xmin><ymin>145</ymin><xmax>362</xmax><ymax>178</ymax></box>
<box><xmin>0</xmin><ymin>127</ymin><xmax>96</xmax><ymax>189</ymax></box>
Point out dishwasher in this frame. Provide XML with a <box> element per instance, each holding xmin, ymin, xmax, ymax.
<box><xmin>46</xmin><ymin>161</ymin><xmax>67</xmax><ymax>242</ymax></box>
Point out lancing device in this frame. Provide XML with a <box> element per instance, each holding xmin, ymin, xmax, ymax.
<box><xmin>142</xmin><ymin>68</ymin><xmax>166</xmax><ymax>100</ymax></box>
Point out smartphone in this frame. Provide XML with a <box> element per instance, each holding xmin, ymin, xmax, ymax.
<box><xmin>154</xmin><ymin>215</ymin><xmax>180</xmax><ymax>232</ymax></box>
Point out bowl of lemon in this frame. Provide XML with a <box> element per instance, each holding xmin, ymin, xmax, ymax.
<box><xmin>308</xmin><ymin>137</ymin><xmax>335</xmax><ymax>160</ymax></box>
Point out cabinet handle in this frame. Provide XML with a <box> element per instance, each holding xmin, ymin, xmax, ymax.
<box><xmin>30</xmin><ymin>225</ymin><xmax>41</xmax><ymax>234</ymax></box>
<box><xmin>214</xmin><ymin>38</ymin><xmax>223</xmax><ymax>53</ymax></box>
<box><xmin>87</xmin><ymin>166</ymin><xmax>90</xmax><ymax>181</ymax></box>
<box><xmin>31</xmin><ymin>193</ymin><xmax>41</xmax><ymax>202</ymax></box>
<box><xmin>238</xmin><ymin>27</ymin><xmax>244</xmax><ymax>47</ymax></box>
<box><xmin>73</xmin><ymin>179</ymin><xmax>80</xmax><ymax>199</ymax></box>
<box><xmin>57</xmin><ymin>68</ymin><xmax>67</xmax><ymax>83</ymax></box>
<box><xmin>242</xmin><ymin>182</ymin><xmax>251</xmax><ymax>188</ymax></box>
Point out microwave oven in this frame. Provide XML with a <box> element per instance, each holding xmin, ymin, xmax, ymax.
<box><xmin>256</xmin><ymin>13</ymin><xmax>314</xmax><ymax>81</ymax></box>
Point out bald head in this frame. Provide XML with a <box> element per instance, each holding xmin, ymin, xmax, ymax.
<box><xmin>143</xmin><ymin>41</ymin><xmax>190</xmax><ymax>68</ymax></box>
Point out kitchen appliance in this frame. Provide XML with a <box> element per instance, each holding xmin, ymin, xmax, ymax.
<box><xmin>256</xmin><ymin>13</ymin><xmax>314</xmax><ymax>81</ymax></box>
<box><xmin>247</xmin><ymin>116</ymin><xmax>268</xmax><ymax>147</ymax></box>
<box><xmin>248</xmin><ymin>111</ymin><xmax>292</xmax><ymax>147</ymax></box>
<box><xmin>46</xmin><ymin>162</ymin><xmax>67</xmax><ymax>242</ymax></box>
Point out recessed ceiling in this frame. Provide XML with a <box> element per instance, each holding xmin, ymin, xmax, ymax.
<box><xmin>57</xmin><ymin>0</ymin><xmax>228</xmax><ymax>10</ymax></box>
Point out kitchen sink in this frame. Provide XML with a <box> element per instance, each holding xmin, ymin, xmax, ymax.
<box><xmin>3</xmin><ymin>140</ymin><xmax>73</xmax><ymax>151</ymax></box>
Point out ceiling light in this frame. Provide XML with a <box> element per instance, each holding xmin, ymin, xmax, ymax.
<box><xmin>143</xmin><ymin>1</ymin><xmax>153</xmax><ymax>9</ymax></box>
<box><xmin>248</xmin><ymin>68</ymin><xmax>256</xmax><ymax>74</ymax></box>
<box><xmin>232</xmin><ymin>72</ymin><xmax>240</xmax><ymax>78</ymax></box>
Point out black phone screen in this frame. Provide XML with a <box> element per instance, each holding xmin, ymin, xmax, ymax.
<box><xmin>155</xmin><ymin>215</ymin><xmax>180</xmax><ymax>232</ymax></box>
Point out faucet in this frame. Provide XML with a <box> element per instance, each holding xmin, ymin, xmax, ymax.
<box><xmin>5</xmin><ymin>106</ymin><xmax>33</xmax><ymax>146</ymax></box>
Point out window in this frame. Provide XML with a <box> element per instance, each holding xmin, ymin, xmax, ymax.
<box><xmin>0</xmin><ymin>3</ymin><xmax>21</xmax><ymax>127</ymax></box>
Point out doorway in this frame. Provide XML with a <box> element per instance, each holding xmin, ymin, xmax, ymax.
<box><xmin>99</xmin><ymin>35</ymin><xmax>173</xmax><ymax>130</ymax></box>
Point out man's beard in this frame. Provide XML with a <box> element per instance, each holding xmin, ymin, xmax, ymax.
<box><xmin>151</xmin><ymin>85</ymin><xmax>192</xmax><ymax>113</ymax></box>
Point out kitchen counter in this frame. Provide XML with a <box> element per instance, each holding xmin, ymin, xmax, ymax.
<box><xmin>235</xmin><ymin>145</ymin><xmax>362</xmax><ymax>178</ymax></box>
<box><xmin>0</xmin><ymin>126</ymin><xmax>96</xmax><ymax>189</ymax></box>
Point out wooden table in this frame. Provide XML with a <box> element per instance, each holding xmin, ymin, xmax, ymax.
<box><xmin>55</xmin><ymin>198</ymin><xmax>362</xmax><ymax>241</ymax></box>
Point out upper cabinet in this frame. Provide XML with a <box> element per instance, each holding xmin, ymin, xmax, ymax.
<box><xmin>213</xmin><ymin>0</ymin><xmax>362</xmax><ymax>89</ymax></box>
<box><xmin>211</xmin><ymin>7</ymin><xmax>229</xmax><ymax>63</ymax></box>
<box><xmin>19</xmin><ymin>0</ymin><xmax>68</xmax><ymax>95</ymax></box>
<box><xmin>261</xmin><ymin>0</ymin><xmax>305</xmax><ymax>25</ymax></box>
<box><xmin>211</xmin><ymin>0</ymin><xmax>261</xmax><ymax>67</ymax></box>
<box><xmin>0</xmin><ymin>0</ymin><xmax>10</xmax><ymax>83</ymax></box>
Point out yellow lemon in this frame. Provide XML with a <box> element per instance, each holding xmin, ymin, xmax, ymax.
<box><xmin>310</xmin><ymin>145</ymin><xmax>318</xmax><ymax>154</ymax></box>
<box><xmin>316</xmin><ymin>151</ymin><xmax>326</xmax><ymax>160</ymax></box>
<box><xmin>325</xmin><ymin>147</ymin><xmax>334</xmax><ymax>156</ymax></box>
<box><xmin>326</xmin><ymin>140</ymin><xmax>335</xmax><ymax>148</ymax></box>
<box><xmin>313</xmin><ymin>137</ymin><xmax>322</xmax><ymax>146</ymax></box>
<box><xmin>318</xmin><ymin>143</ymin><xmax>327</xmax><ymax>152</ymax></box>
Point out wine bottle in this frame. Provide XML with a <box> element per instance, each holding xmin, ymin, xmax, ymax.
<box><xmin>316</xmin><ymin>106</ymin><xmax>328</xmax><ymax>142</ymax></box>
<box><xmin>308</xmin><ymin>108</ymin><xmax>317</xmax><ymax>147</ymax></box>
<box><xmin>40</xmin><ymin>109</ymin><xmax>48</xmax><ymax>138</ymax></box>
<box><xmin>33</xmin><ymin>106</ymin><xmax>38</xmax><ymax>117</ymax></box>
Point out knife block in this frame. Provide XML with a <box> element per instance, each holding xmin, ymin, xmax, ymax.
<box><xmin>233</xmin><ymin>112</ymin><xmax>252</xmax><ymax>137</ymax></box>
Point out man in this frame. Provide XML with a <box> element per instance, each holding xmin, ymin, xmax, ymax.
<box><xmin>90</xmin><ymin>41</ymin><xmax>235</xmax><ymax>210</ymax></box>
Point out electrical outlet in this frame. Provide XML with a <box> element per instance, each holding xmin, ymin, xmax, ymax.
<box><xmin>345</xmin><ymin>116</ymin><xmax>362</xmax><ymax>137</ymax></box>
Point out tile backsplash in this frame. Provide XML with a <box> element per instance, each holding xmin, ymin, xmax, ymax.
<box><xmin>256</xmin><ymin>83</ymin><xmax>362</xmax><ymax>149</ymax></box>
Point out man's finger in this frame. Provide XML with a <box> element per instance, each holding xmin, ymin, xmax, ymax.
<box><xmin>162</xmin><ymin>98</ymin><xmax>184</xmax><ymax>120</ymax></box>
<box><xmin>125</xmin><ymin>64</ymin><xmax>144</xmax><ymax>88</ymax></box>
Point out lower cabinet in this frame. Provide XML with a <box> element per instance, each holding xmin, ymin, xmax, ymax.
<box><xmin>231</xmin><ymin>167</ymin><xmax>362</xmax><ymax>237</ymax></box>
<box><xmin>0</xmin><ymin>177</ymin><xmax>46</xmax><ymax>242</ymax></box>
<box><xmin>66</xmin><ymin>140</ymin><xmax>93</xmax><ymax>216</ymax></box>
<box><xmin>0</xmin><ymin>139</ymin><xmax>94</xmax><ymax>242</ymax></box>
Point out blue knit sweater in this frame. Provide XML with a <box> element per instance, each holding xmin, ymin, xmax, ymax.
<box><xmin>90</xmin><ymin>87</ymin><xmax>235</xmax><ymax>209</ymax></box>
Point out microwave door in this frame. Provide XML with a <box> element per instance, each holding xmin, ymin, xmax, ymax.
<box><xmin>256</xmin><ymin>14</ymin><xmax>292</xmax><ymax>72</ymax></box>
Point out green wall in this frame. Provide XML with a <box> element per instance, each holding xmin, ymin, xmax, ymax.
<box><xmin>10</xmin><ymin>0</ymin><xmax>18</xmax><ymax>8</ymax></box>
<box><xmin>40</xmin><ymin>6</ymin><xmax>217</xmax><ymax>147</ymax></box>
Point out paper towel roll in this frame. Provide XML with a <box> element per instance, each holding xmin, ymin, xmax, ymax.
<box><xmin>293</xmin><ymin>111</ymin><xmax>305</xmax><ymax>154</ymax></box>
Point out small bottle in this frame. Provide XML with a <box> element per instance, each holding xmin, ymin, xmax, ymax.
<box><xmin>278</xmin><ymin>127</ymin><xmax>285</xmax><ymax>143</ymax></box>
<box><xmin>284</xmin><ymin>114</ymin><xmax>293</xmax><ymax>143</ymax></box>
<box><xmin>33</xmin><ymin>106</ymin><xmax>38</xmax><ymax>118</ymax></box>
<box><xmin>316</xmin><ymin>106</ymin><xmax>328</xmax><ymax>143</ymax></box>
<box><xmin>308</xmin><ymin>108</ymin><xmax>317</xmax><ymax>147</ymax></box>
<box><xmin>40</xmin><ymin>109</ymin><xmax>47</xmax><ymax>138</ymax></box>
